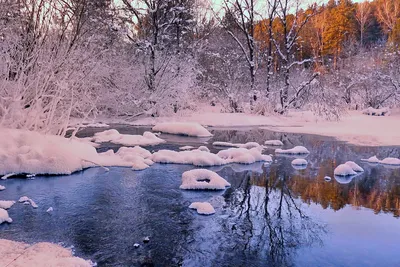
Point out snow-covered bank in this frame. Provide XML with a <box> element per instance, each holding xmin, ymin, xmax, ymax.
<box><xmin>126</xmin><ymin>110</ymin><xmax>400</xmax><ymax>146</ymax></box>
<box><xmin>0</xmin><ymin>239</ymin><xmax>92</xmax><ymax>266</ymax></box>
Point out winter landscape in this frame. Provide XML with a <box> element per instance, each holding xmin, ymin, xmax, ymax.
<box><xmin>1</xmin><ymin>0</ymin><xmax>400</xmax><ymax>266</ymax></box>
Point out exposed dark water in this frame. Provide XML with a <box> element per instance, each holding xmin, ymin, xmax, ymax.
<box><xmin>1</xmin><ymin>126</ymin><xmax>400</xmax><ymax>266</ymax></box>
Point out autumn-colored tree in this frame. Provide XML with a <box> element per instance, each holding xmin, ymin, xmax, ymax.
<box><xmin>375</xmin><ymin>0</ymin><xmax>400</xmax><ymax>44</ymax></box>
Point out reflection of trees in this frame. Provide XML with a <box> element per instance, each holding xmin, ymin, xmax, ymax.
<box><xmin>225</xmin><ymin>166</ymin><xmax>326</xmax><ymax>266</ymax></box>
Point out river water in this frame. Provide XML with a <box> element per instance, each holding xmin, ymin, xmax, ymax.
<box><xmin>1</xmin><ymin>126</ymin><xmax>400</xmax><ymax>266</ymax></box>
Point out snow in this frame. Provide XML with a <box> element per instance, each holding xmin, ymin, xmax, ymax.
<box><xmin>217</xmin><ymin>147</ymin><xmax>272</xmax><ymax>164</ymax></box>
<box><xmin>362</xmin><ymin>107</ymin><xmax>390</xmax><ymax>116</ymax></box>
<box><xmin>189</xmin><ymin>202</ymin><xmax>215</xmax><ymax>215</ymax></box>
<box><xmin>152</xmin><ymin>122</ymin><xmax>212</xmax><ymax>137</ymax></box>
<box><xmin>275</xmin><ymin>146</ymin><xmax>310</xmax><ymax>155</ymax></box>
<box><xmin>212</xmin><ymin>141</ymin><xmax>262</xmax><ymax>149</ymax></box>
<box><xmin>197</xmin><ymin>146</ymin><xmax>210</xmax><ymax>152</ymax></box>
<box><xmin>380</xmin><ymin>157</ymin><xmax>400</xmax><ymax>165</ymax></box>
<box><xmin>180</xmin><ymin>169</ymin><xmax>231</xmax><ymax>190</ymax></box>
<box><xmin>334</xmin><ymin>164</ymin><xmax>357</xmax><ymax>176</ymax></box>
<box><xmin>151</xmin><ymin>149</ymin><xmax>226</xmax><ymax>167</ymax></box>
<box><xmin>127</xmin><ymin>109</ymin><xmax>400</xmax><ymax>146</ymax></box>
<box><xmin>92</xmin><ymin>129</ymin><xmax>165</xmax><ymax>146</ymax></box>
<box><xmin>264</xmin><ymin>140</ymin><xmax>284</xmax><ymax>146</ymax></box>
<box><xmin>80</xmin><ymin>122</ymin><xmax>110</xmax><ymax>128</ymax></box>
<box><xmin>0</xmin><ymin>185</ymin><xmax>5</xmax><ymax>190</ymax></box>
<box><xmin>0</xmin><ymin>200</ymin><xmax>15</xmax><ymax>209</ymax></box>
<box><xmin>0</xmin><ymin>208</ymin><xmax>12</xmax><ymax>224</ymax></box>
<box><xmin>361</xmin><ymin>155</ymin><xmax>380</xmax><ymax>164</ymax></box>
<box><xmin>0</xmin><ymin>239</ymin><xmax>92</xmax><ymax>266</ymax></box>
<box><xmin>179</xmin><ymin>146</ymin><xmax>195</xmax><ymax>150</ymax></box>
<box><xmin>324</xmin><ymin>176</ymin><xmax>332</xmax><ymax>181</ymax></box>
<box><xmin>345</xmin><ymin>161</ymin><xmax>364</xmax><ymax>172</ymax></box>
<box><xmin>291</xmin><ymin>159</ymin><xmax>307</xmax><ymax>165</ymax></box>
<box><xmin>47</xmin><ymin>207</ymin><xmax>54</xmax><ymax>213</ymax></box>
<box><xmin>18</xmin><ymin>196</ymin><xmax>38</xmax><ymax>208</ymax></box>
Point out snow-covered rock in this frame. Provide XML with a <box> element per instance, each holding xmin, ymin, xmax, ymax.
<box><xmin>380</xmin><ymin>157</ymin><xmax>400</xmax><ymax>165</ymax></box>
<box><xmin>0</xmin><ymin>185</ymin><xmax>5</xmax><ymax>191</ymax></box>
<box><xmin>291</xmin><ymin>159</ymin><xmax>307</xmax><ymax>166</ymax></box>
<box><xmin>18</xmin><ymin>196</ymin><xmax>38</xmax><ymax>208</ymax></box>
<box><xmin>361</xmin><ymin>155</ymin><xmax>380</xmax><ymax>164</ymax></box>
<box><xmin>0</xmin><ymin>208</ymin><xmax>12</xmax><ymax>224</ymax></box>
<box><xmin>212</xmin><ymin>141</ymin><xmax>241</xmax><ymax>148</ymax></box>
<box><xmin>345</xmin><ymin>161</ymin><xmax>364</xmax><ymax>172</ymax></box>
<box><xmin>180</xmin><ymin>169</ymin><xmax>230</xmax><ymax>190</ymax></box>
<box><xmin>189</xmin><ymin>202</ymin><xmax>215</xmax><ymax>215</ymax></box>
<box><xmin>0</xmin><ymin>201</ymin><xmax>15</xmax><ymax>210</ymax></box>
<box><xmin>217</xmin><ymin>147</ymin><xmax>272</xmax><ymax>164</ymax></box>
<box><xmin>0</xmin><ymin>239</ymin><xmax>92</xmax><ymax>266</ymax></box>
<box><xmin>46</xmin><ymin>207</ymin><xmax>54</xmax><ymax>213</ymax></box>
<box><xmin>179</xmin><ymin>146</ymin><xmax>195</xmax><ymax>150</ymax></box>
<box><xmin>212</xmin><ymin>141</ymin><xmax>262</xmax><ymax>149</ymax></box>
<box><xmin>324</xmin><ymin>176</ymin><xmax>332</xmax><ymax>182</ymax></box>
<box><xmin>93</xmin><ymin>129</ymin><xmax>165</xmax><ymax>146</ymax></box>
<box><xmin>275</xmin><ymin>146</ymin><xmax>310</xmax><ymax>155</ymax></box>
<box><xmin>362</xmin><ymin>107</ymin><xmax>390</xmax><ymax>116</ymax></box>
<box><xmin>264</xmin><ymin>140</ymin><xmax>284</xmax><ymax>146</ymax></box>
<box><xmin>334</xmin><ymin>175</ymin><xmax>355</xmax><ymax>184</ymax></box>
<box><xmin>197</xmin><ymin>146</ymin><xmax>210</xmax><ymax>153</ymax></box>
<box><xmin>152</xmin><ymin>122</ymin><xmax>212</xmax><ymax>137</ymax></box>
<box><xmin>151</xmin><ymin>150</ymin><xmax>226</xmax><ymax>167</ymax></box>
<box><xmin>334</xmin><ymin>164</ymin><xmax>357</xmax><ymax>176</ymax></box>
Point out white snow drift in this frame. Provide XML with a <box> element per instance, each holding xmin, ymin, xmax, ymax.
<box><xmin>275</xmin><ymin>146</ymin><xmax>310</xmax><ymax>155</ymax></box>
<box><xmin>152</xmin><ymin>122</ymin><xmax>212</xmax><ymax>137</ymax></box>
<box><xmin>180</xmin><ymin>169</ymin><xmax>230</xmax><ymax>190</ymax></box>
<box><xmin>92</xmin><ymin>129</ymin><xmax>165</xmax><ymax>146</ymax></box>
<box><xmin>189</xmin><ymin>202</ymin><xmax>215</xmax><ymax>215</ymax></box>
<box><xmin>0</xmin><ymin>239</ymin><xmax>92</xmax><ymax>266</ymax></box>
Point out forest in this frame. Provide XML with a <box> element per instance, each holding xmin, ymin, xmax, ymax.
<box><xmin>0</xmin><ymin>0</ymin><xmax>399</xmax><ymax>134</ymax></box>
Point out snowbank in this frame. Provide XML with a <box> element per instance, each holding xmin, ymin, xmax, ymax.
<box><xmin>265</xmin><ymin>140</ymin><xmax>283</xmax><ymax>146</ymax></box>
<box><xmin>180</xmin><ymin>169</ymin><xmax>231</xmax><ymax>190</ymax></box>
<box><xmin>275</xmin><ymin>146</ymin><xmax>310</xmax><ymax>155</ymax></box>
<box><xmin>334</xmin><ymin>164</ymin><xmax>357</xmax><ymax>176</ymax></box>
<box><xmin>362</xmin><ymin>107</ymin><xmax>390</xmax><ymax>116</ymax></box>
<box><xmin>152</xmin><ymin>122</ymin><xmax>212</xmax><ymax>137</ymax></box>
<box><xmin>0</xmin><ymin>200</ymin><xmax>15</xmax><ymax>209</ymax></box>
<box><xmin>291</xmin><ymin>159</ymin><xmax>307</xmax><ymax>166</ymax></box>
<box><xmin>0</xmin><ymin>239</ymin><xmax>92</xmax><ymax>267</ymax></box>
<box><xmin>0</xmin><ymin>208</ymin><xmax>12</xmax><ymax>224</ymax></box>
<box><xmin>92</xmin><ymin>129</ymin><xmax>165</xmax><ymax>146</ymax></box>
<box><xmin>151</xmin><ymin>149</ymin><xmax>226</xmax><ymax>167</ymax></box>
<box><xmin>189</xmin><ymin>202</ymin><xmax>215</xmax><ymax>215</ymax></box>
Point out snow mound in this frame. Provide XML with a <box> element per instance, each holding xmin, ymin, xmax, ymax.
<box><xmin>0</xmin><ymin>185</ymin><xmax>5</xmax><ymax>190</ymax></box>
<box><xmin>217</xmin><ymin>147</ymin><xmax>272</xmax><ymax>164</ymax></box>
<box><xmin>180</xmin><ymin>169</ymin><xmax>230</xmax><ymax>190</ymax></box>
<box><xmin>324</xmin><ymin>176</ymin><xmax>332</xmax><ymax>182</ymax></box>
<box><xmin>345</xmin><ymin>161</ymin><xmax>364</xmax><ymax>172</ymax></box>
<box><xmin>93</xmin><ymin>129</ymin><xmax>165</xmax><ymax>146</ymax></box>
<box><xmin>97</xmin><ymin>146</ymin><xmax>154</xmax><ymax>171</ymax></box>
<box><xmin>334</xmin><ymin>164</ymin><xmax>357</xmax><ymax>176</ymax></box>
<box><xmin>47</xmin><ymin>207</ymin><xmax>54</xmax><ymax>213</ymax></box>
<box><xmin>265</xmin><ymin>140</ymin><xmax>283</xmax><ymax>146</ymax></box>
<box><xmin>362</xmin><ymin>107</ymin><xmax>390</xmax><ymax>116</ymax></box>
<box><xmin>0</xmin><ymin>200</ymin><xmax>15</xmax><ymax>209</ymax></box>
<box><xmin>19</xmin><ymin>196</ymin><xmax>38</xmax><ymax>208</ymax></box>
<box><xmin>0</xmin><ymin>208</ymin><xmax>12</xmax><ymax>224</ymax></box>
<box><xmin>197</xmin><ymin>146</ymin><xmax>210</xmax><ymax>152</ymax></box>
<box><xmin>152</xmin><ymin>122</ymin><xmax>212</xmax><ymax>137</ymax></box>
<box><xmin>179</xmin><ymin>146</ymin><xmax>195</xmax><ymax>150</ymax></box>
<box><xmin>380</xmin><ymin>157</ymin><xmax>400</xmax><ymax>165</ymax></box>
<box><xmin>189</xmin><ymin>202</ymin><xmax>215</xmax><ymax>215</ymax></box>
<box><xmin>361</xmin><ymin>155</ymin><xmax>380</xmax><ymax>164</ymax></box>
<box><xmin>291</xmin><ymin>159</ymin><xmax>308</xmax><ymax>166</ymax></box>
<box><xmin>0</xmin><ymin>239</ymin><xmax>92</xmax><ymax>266</ymax></box>
<box><xmin>151</xmin><ymin>150</ymin><xmax>225</xmax><ymax>167</ymax></box>
<box><xmin>275</xmin><ymin>146</ymin><xmax>310</xmax><ymax>154</ymax></box>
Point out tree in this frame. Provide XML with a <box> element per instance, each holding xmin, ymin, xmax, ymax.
<box><xmin>375</xmin><ymin>0</ymin><xmax>400</xmax><ymax>44</ymax></box>
<box><xmin>355</xmin><ymin>1</ymin><xmax>372</xmax><ymax>47</ymax></box>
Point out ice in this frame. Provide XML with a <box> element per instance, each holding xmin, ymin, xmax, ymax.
<box><xmin>0</xmin><ymin>239</ymin><xmax>92</xmax><ymax>266</ymax></box>
<box><xmin>152</xmin><ymin>122</ymin><xmax>212</xmax><ymax>137</ymax></box>
<box><xmin>92</xmin><ymin>129</ymin><xmax>165</xmax><ymax>146</ymax></box>
<box><xmin>275</xmin><ymin>146</ymin><xmax>310</xmax><ymax>154</ymax></box>
<box><xmin>189</xmin><ymin>202</ymin><xmax>215</xmax><ymax>215</ymax></box>
<box><xmin>0</xmin><ymin>200</ymin><xmax>15</xmax><ymax>209</ymax></box>
<box><xmin>380</xmin><ymin>157</ymin><xmax>400</xmax><ymax>165</ymax></box>
<box><xmin>0</xmin><ymin>185</ymin><xmax>5</xmax><ymax>190</ymax></box>
<box><xmin>180</xmin><ymin>169</ymin><xmax>231</xmax><ymax>190</ymax></box>
<box><xmin>345</xmin><ymin>161</ymin><xmax>364</xmax><ymax>172</ymax></box>
<box><xmin>334</xmin><ymin>164</ymin><xmax>357</xmax><ymax>176</ymax></box>
<box><xmin>0</xmin><ymin>208</ymin><xmax>12</xmax><ymax>224</ymax></box>
<box><xmin>264</xmin><ymin>140</ymin><xmax>284</xmax><ymax>146</ymax></box>
<box><xmin>18</xmin><ymin>196</ymin><xmax>38</xmax><ymax>208</ymax></box>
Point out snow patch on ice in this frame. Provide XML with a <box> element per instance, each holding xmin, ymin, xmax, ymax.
<box><xmin>189</xmin><ymin>202</ymin><xmax>215</xmax><ymax>215</ymax></box>
<box><xmin>152</xmin><ymin>122</ymin><xmax>212</xmax><ymax>137</ymax></box>
<box><xmin>180</xmin><ymin>169</ymin><xmax>230</xmax><ymax>190</ymax></box>
<box><xmin>275</xmin><ymin>146</ymin><xmax>310</xmax><ymax>155</ymax></box>
<box><xmin>0</xmin><ymin>200</ymin><xmax>15</xmax><ymax>210</ymax></box>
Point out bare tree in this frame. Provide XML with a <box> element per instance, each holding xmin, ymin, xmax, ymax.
<box><xmin>355</xmin><ymin>1</ymin><xmax>371</xmax><ymax>47</ymax></box>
